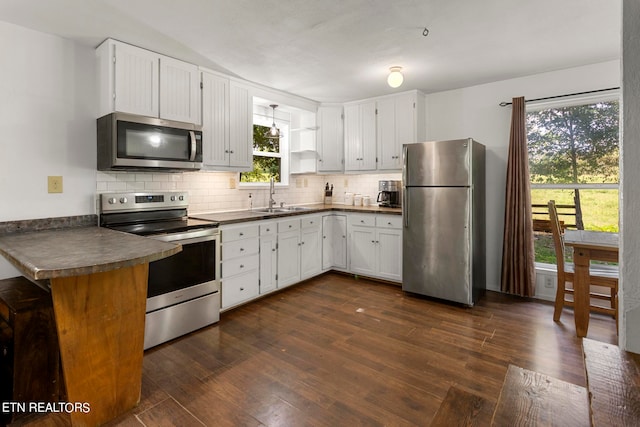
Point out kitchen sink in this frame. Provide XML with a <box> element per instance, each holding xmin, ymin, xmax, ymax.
<box><xmin>252</xmin><ymin>206</ymin><xmax>313</xmax><ymax>214</ymax></box>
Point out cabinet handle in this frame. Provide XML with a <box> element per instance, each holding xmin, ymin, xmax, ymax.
<box><xmin>323</xmin><ymin>236</ymin><xmax>326</xmax><ymax>239</ymax></box>
<box><xmin>302</xmin><ymin>241</ymin><xmax>305</xmax><ymax>245</ymax></box>
<box><xmin>361</xmin><ymin>220</ymin><xmax>365</xmax><ymax>223</ymax></box>
<box><xmin>239</xmin><ymin>232</ymin><xmax>244</xmax><ymax>236</ymax></box>
<box><xmin>240</xmin><ymin>248</ymin><xmax>244</xmax><ymax>251</ymax></box>
<box><xmin>240</xmin><ymin>264</ymin><xmax>244</xmax><ymax>268</ymax></box>
<box><xmin>388</xmin><ymin>222</ymin><xmax>392</xmax><ymax>225</ymax></box>
<box><xmin>310</xmin><ymin>221</ymin><xmax>314</xmax><ymax>224</ymax></box>
<box><xmin>266</xmin><ymin>228</ymin><xmax>270</xmax><ymax>232</ymax></box>
<box><xmin>225</xmin><ymin>150</ymin><xmax>229</xmax><ymax>153</ymax></box>
<box><xmin>230</xmin><ymin>150</ymin><xmax>234</xmax><ymax>154</ymax></box>
<box><xmin>240</xmin><ymin>287</ymin><xmax>244</xmax><ymax>291</ymax></box>
<box><xmin>289</xmin><ymin>225</ymin><xmax>292</xmax><ymax>228</ymax></box>
<box><xmin>272</xmin><ymin>248</ymin><xmax>276</xmax><ymax>252</ymax></box>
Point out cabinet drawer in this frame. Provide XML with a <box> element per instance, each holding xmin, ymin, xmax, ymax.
<box><xmin>278</xmin><ymin>218</ymin><xmax>300</xmax><ymax>233</ymax></box>
<box><xmin>301</xmin><ymin>215</ymin><xmax>321</xmax><ymax>229</ymax></box>
<box><xmin>223</xmin><ymin>238</ymin><xmax>259</xmax><ymax>260</ymax></box>
<box><xmin>377</xmin><ymin>215</ymin><xmax>403</xmax><ymax>229</ymax></box>
<box><xmin>348</xmin><ymin>214</ymin><xmax>375</xmax><ymax>227</ymax></box>
<box><xmin>221</xmin><ymin>224</ymin><xmax>259</xmax><ymax>243</ymax></box>
<box><xmin>222</xmin><ymin>270</ymin><xmax>259</xmax><ymax>308</ymax></box>
<box><xmin>260</xmin><ymin>223</ymin><xmax>277</xmax><ymax>236</ymax></box>
<box><xmin>223</xmin><ymin>254</ymin><xmax>259</xmax><ymax>277</ymax></box>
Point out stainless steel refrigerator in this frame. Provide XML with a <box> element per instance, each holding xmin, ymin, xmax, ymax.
<box><xmin>402</xmin><ymin>138</ymin><xmax>486</xmax><ymax>305</ymax></box>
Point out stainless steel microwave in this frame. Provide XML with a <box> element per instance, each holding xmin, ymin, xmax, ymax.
<box><xmin>97</xmin><ymin>112</ymin><xmax>203</xmax><ymax>172</ymax></box>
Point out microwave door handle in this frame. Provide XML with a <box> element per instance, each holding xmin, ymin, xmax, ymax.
<box><xmin>189</xmin><ymin>131</ymin><xmax>197</xmax><ymax>161</ymax></box>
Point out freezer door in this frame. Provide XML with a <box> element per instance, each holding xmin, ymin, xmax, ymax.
<box><xmin>402</xmin><ymin>187</ymin><xmax>471</xmax><ymax>305</ymax></box>
<box><xmin>403</xmin><ymin>139</ymin><xmax>471</xmax><ymax>187</ymax></box>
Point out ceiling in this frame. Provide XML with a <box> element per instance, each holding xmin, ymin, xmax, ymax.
<box><xmin>0</xmin><ymin>0</ymin><xmax>621</xmax><ymax>103</ymax></box>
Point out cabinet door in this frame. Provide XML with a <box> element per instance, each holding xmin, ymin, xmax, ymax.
<box><xmin>349</xmin><ymin>225</ymin><xmax>376</xmax><ymax>276</ymax></box>
<box><xmin>360</xmin><ymin>101</ymin><xmax>377</xmax><ymax>170</ymax></box>
<box><xmin>345</xmin><ymin>102</ymin><xmax>376</xmax><ymax>171</ymax></box>
<box><xmin>395</xmin><ymin>92</ymin><xmax>417</xmax><ymax>147</ymax></box>
<box><xmin>277</xmin><ymin>230</ymin><xmax>301</xmax><ymax>288</ymax></box>
<box><xmin>201</xmin><ymin>71</ymin><xmax>230</xmax><ymax>167</ymax></box>
<box><xmin>343</xmin><ymin>103</ymin><xmax>361</xmax><ymax>171</ymax></box>
<box><xmin>317</xmin><ymin>106</ymin><xmax>344</xmax><ymax>172</ymax></box>
<box><xmin>332</xmin><ymin>215</ymin><xmax>347</xmax><ymax>269</ymax></box>
<box><xmin>301</xmin><ymin>226</ymin><xmax>322</xmax><ymax>279</ymax></box>
<box><xmin>229</xmin><ymin>82</ymin><xmax>253</xmax><ymax>169</ymax></box>
<box><xmin>376</xmin><ymin>228</ymin><xmax>402</xmax><ymax>282</ymax></box>
<box><xmin>376</xmin><ymin>97</ymin><xmax>398</xmax><ymax>170</ymax></box>
<box><xmin>259</xmin><ymin>234</ymin><xmax>277</xmax><ymax>294</ymax></box>
<box><xmin>113</xmin><ymin>42</ymin><xmax>159</xmax><ymax>118</ymax></box>
<box><xmin>159</xmin><ymin>56</ymin><xmax>200</xmax><ymax>123</ymax></box>
<box><xmin>322</xmin><ymin>215</ymin><xmax>334</xmax><ymax>270</ymax></box>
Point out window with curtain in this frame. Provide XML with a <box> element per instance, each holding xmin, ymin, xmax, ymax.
<box><xmin>527</xmin><ymin>94</ymin><xmax>620</xmax><ymax>265</ymax></box>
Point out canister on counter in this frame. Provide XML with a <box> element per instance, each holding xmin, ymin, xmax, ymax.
<box><xmin>363</xmin><ymin>195</ymin><xmax>371</xmax><ymax>206</ymax></box>
<box><xmin>344</xmin><ymin>192</ymin><xmax>354</xmax><ymax>205</ymax></box>
<box><xmin>354</xmin><ymin>194</ymin><xmax>363</xmax><ymax>206</ymax></box>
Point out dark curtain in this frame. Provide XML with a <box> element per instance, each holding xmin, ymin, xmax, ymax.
<box><xmin>501</xmin><ymin>97</ymin><xmax>536</xmax><ymax>296</ymax></box>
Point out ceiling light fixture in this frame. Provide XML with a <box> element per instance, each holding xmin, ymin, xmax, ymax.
<box><xmin>265</xmin><ymin>104</ymin><xmax>281</xmax><ymax>139</ymax></box>
<box><xmin>387</xmin><ymin>66</ymin><xmax>404</xmax><ymax>88</ymax></box>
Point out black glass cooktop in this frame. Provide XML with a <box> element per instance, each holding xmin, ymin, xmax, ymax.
<box><xmin>107</xmin><ymin>218</ymin><xmax>218</xmax><ymax>236</ymax></box>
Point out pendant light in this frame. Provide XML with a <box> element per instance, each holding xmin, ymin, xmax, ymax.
<box><xmin>387</xmin><ymin>66</ymin><xmax>404</xmax><ymax>88</ymax></box>
<box><xmin>265</xmin><ymin>104</ymin><xmax>281</xmax><ymax>139</ymax></box>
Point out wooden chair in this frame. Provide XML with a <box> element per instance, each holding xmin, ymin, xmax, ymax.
<box><xmin>548</xmin><ymin>200</ymin><xmax>618</xmax><ymax>329</ymax></box>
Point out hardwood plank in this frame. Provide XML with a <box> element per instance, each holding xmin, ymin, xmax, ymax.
<box><xmin>491</xmin><ymin>364</ymin><xmax>590</xmax><ymax>426</ymax></box>
<box><xmin>430</xmin><ymin>385</ymin><xmax>494</xmax><ymax>427</ymax></box>
<box><xmin>20</xmin><ymin>273</ymin><xmax>619</xmax><ymax>427</ymax></box>
<box><xmin>583</xmin><ymin>338</ymin><xmax>640</xmax><ymax>426</ymax></box>
<box><xmin>135</xmin><ymin>398</ymin><xmax>205</xmax><ymax>427</ymax></box>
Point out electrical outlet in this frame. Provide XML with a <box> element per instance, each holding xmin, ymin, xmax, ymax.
<box><xmin>229</xmin><ymin>177</ymin><xmax>236</xmax><ymax>189</ymax></box>
<box><xmin>48</xmin><ymin>176</ymin><xmax>63</xmax><ymax>193</ymax></box>
<box><xmin>544</xmin><ymin>276</ymin><xmax>554</xmax><ymax>288</ymax></box>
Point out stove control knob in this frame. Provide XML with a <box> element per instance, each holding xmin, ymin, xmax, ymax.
<box><xmin>119</xmin><ymin>197</ymin><xmax>128</xmax><ymax>204</ymax></box>
<box><xmin>108</xmin><ymin>197</ymin><xmax>117</xmax><ymax>204</ymax></box>
<box><xmin>170</xmin><ymin>196</ymin><xmax>176</xmax><ymax>201</ymax></box>
<box><xmin>179</xmin><ymin>195</ymin><xmax>184</xmax><ymax>201</ymax></box>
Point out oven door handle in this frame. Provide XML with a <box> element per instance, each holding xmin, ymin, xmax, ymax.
<box><xmin>150</xmin><ymin>230</ymin><xmax>218</xmax><ymax>244</ymax></box>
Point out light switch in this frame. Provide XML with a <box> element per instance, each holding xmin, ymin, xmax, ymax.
<box><xmin>48</xmin><ymin>176</ymin><xmax>63</xmax><ymax>193</ymax></box>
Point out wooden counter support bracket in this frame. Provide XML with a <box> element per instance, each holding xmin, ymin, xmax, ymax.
<box><xmin>50</xmin><ymin>263</ymin><xmax>148</xmax><ymax>427</ymax></box>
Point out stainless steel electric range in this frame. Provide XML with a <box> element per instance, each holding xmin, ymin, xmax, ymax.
<box><xmin>99</xmin><ymin>191</ymin><xmax>220</xmax><ymax>350</ymax></box>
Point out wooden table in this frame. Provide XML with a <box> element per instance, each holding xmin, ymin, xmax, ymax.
<box><xmin>563</xmin><ymin>230</ymin><xmax>619</xmax><ymax>337</ymax></box>
<box><xmin>0</xmin><ymin>227</ymin><xmax>180</xmax><ymax>426</ymax></box>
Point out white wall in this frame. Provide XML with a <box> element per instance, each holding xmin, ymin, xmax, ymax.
<box><xmin>0</xmin><ymin>22</ymin><xmax>97</xmax><ymax>279</ymax></box>
<box><xmin>424</xmin><ymin>60</ymin><xmax>620</xmax><ymax>292</ymax></box>
<box><xmin>622</xmin><ymin>1</ymin><xmax>640</xmax><ymax>353</ymax></box>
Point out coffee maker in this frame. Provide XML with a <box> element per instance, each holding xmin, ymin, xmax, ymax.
<box><xmin>377</xmin><ymin>180</ymin><xmax>402</xmax><ymax>207</ymax></box>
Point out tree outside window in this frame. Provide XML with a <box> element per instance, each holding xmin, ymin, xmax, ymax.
<box><xmin>240</xmin><ymin>124</ymin><xmax>282</xmax><ymax>183</ymax></box>
<box><xmin>527</xmin><ymin>97</ymin><xmax>619</xmax><ymax>264</ymax></box>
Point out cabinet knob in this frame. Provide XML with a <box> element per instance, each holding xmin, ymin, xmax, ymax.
<box><xmin>240</xmin><ymin>264</ymin><xmax>244</xmax><ymax>268</ymax></box>
<box><xmin>289</xmin><ymin>225</ymin><xmax>292</xmax><ymax>228</ymax></box>
<box><xmin>230</xmin><ymin>150</ymin><xmax>234</xmax><ymax>154</ymax></box>
<box><xmin>239</xmin><ymin>232</ymin><xmax>244</xmax><ymax>236</ymax></box>
<box><xmin>240</xmin><ymin>248</ymin><xmax>244</xmax><ymax>252</ymax></box>
<box><xmin>266</xmin><ymin>228</ymin><xmax>270</xmax><ymax>232</ymax></box>
<box><xmin>240</xmin><ymin>287</ymin><xmax>244</xmax><ymax>291</ymax></box>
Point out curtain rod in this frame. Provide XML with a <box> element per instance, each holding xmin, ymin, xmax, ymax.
<box><xmin>498</xmin><ymin>87</ymin><xmax>620</xmax><ymax>107</ymax></box>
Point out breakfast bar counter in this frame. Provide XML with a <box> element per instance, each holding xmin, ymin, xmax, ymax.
<box><xmin>0</xmin><ymin>225</ymin><xmax>181</xmax><ymax>426</ymax></box>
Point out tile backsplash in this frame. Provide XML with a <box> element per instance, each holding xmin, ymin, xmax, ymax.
<box><xmin>97</xmin><ymin>171</ymin><xmax>401</xmax><ymax>214</ymax></box>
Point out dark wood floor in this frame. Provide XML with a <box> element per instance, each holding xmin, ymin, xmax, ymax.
<box><xmin>18</xmin><ymin>273</ymin><xmax>617</xmax><ymax>426</ymax></box>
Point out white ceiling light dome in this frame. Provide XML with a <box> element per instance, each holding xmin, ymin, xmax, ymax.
<box><xmin>387</xmin><ymin>66</ymin><xmax>404</xmax><ymax>88</ymax></box>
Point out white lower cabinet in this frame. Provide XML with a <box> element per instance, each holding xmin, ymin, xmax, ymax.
<box><xmin>322</xmin><ymin>214</ymin><xmax>347</xmax><ymax>270</ymax></box>
<box><xmin>277</xmin><ymin>218</ymin><xmax>302</xmax><ymax>288</ymax></box>
<box><xmin>348</xmin><ymin>213</ymin><xmax>402</xmax><ymax>282</ymax></box>
<box><xmin>220</xmin><ymin>223</ymin><xmax>260</xmax><ymax>309</ymax></box>
<box><xmin>259</xmin><ymin>223</ymin><xmax>278</xmax><ymax>294</ymax></box>
<box><xmin>300</xmin><ymin>216</ymin><xmax>322</xmax><ymax>279</ymax></box>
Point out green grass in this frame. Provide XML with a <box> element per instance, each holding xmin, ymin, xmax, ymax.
<box><xmin>531</xmin><ymin>188</ymin><xmax>618</xmax><ymax>263</ymax></box>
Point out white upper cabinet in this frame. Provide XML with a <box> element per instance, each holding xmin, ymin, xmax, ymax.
<box><xmin>201</xmin><ymin>72</ymin><xmax>253</xmax><ymax>171</ymax></box>
<box><xmin>159</xmin><ymin>56</ymin><xmax>200</xmax><ymax>123</ymax></box>
<box><xmin>228</xmin><ymin>81</ymin><xmax>253</xmax><ymax>169</ymax></box>
<box><xmin>344</xmin><ymin>101</ymin><xmax>377</xmax><ymax>171</ymax></box>
<box><xmin>377</xmin><ymin>91</ymin><xmax>426</xmax><ymax>170</ymax></box>
<box><xmin>97</xmin><ymin>39</ymin><xmax>199</xmax><ymax>124</ymax></box>
<box><xmin>316</xmin><ymin>105</ymin><xmax>344</xmax><ymax>173</ymax></box>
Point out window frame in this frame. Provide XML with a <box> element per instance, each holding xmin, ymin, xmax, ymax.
<box><xmin>239</xmin><ymin>107</ymin><xmax>290</xmax><ymax>188</ymax></box>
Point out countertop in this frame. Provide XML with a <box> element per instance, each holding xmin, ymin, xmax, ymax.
<box><xmin>191</xmin><ymin>203</ymin><xmax>402</xmax><ymax>225</ymax></box>
<box><xmin>0</xmin><ymin>226</ymin><xmax>181</xmax><ymax>280</ymax></box>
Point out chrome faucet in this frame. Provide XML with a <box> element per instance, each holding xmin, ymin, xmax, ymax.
<box><xmin>269</xmin><ymin>177</ymin><xmax>276</xmax><ymax>209</ymax></box>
